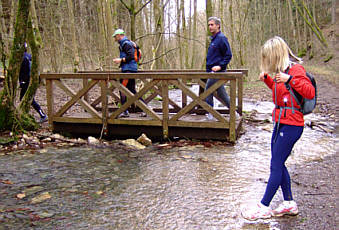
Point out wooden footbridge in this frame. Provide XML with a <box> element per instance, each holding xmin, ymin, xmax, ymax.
<box><xmin>40</xmin><ymin>69</ymin><xmax>247</xmax><ymax>143</ymax></box>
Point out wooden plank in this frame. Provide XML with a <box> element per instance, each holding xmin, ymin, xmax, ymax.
<box><xmin>229</xmin><ymin>79</ymin><xmax>237</xmax><ymax>143</ymax></box>
<box><xmin>46</xmin><ymin>80</ymin><xmax>54</xmax><ymax>129</ymax></box>
<box><xmin>100</xmin><ymin>80</ymin><xmax>108</xmax><ymax>136</ymax></box>
<box><xmin>54</xmin><ymin>80</ymin><xmax>101</xmax><ymax>119</ymax></box>
<box><xmin>109</xmin><ymin>79</ymin><xmax>161</xmax><ymax>120</ymax></box>
<box><xmin>168</xmin><ymin>120</ymin><xmax>229</xmax><ymax>129</ymax></box>
<box><xmin>79</xmin><ymin>69</ymin><xmax>248</xmax><ymax>74</ymax></box>
<box><xmin>142</xmin><ymin>80</ymin><xmax>181</xmax><ymax>111</ymax></box>
<box><xmin>54</xmin><ymin>79</ymin><xmax>98</xmax><ymax>117</ymax></box>
<box><xmin>91</xmin><ymin>84</ymin><xmax>119</xmax><ymax>107</ymax></box>
<box><xmin>170</xmin><ymin>79</ymin><xmax>227</xmax><ymax>123</ymax></box>
<box><xmin>237</xmin><ymin>73</ymin><xmax>243</xmax><ymax>115</ymax></box>
<box><xmin>53</xmin><ymin>117</ymin><xmax>102</xmax><ymax>124</ymax></box>
<box><xmin>162</xmin><ymin>80</ymin><xmax>169</xmax><ymax>139</ymax></box>
<box><xmin>83</xmin><ymin>79</ymin><xmax>89</xmax><ymax>102</ymax></box>
<box><xmin>107</xmin><ymin>119</ymin><xmax>162</xmax><ymax>126</ymax></box>
<box><xmin>40</xmin><ymin>72</ymin><xmax>242</xmax><ymax>81</ymax></box>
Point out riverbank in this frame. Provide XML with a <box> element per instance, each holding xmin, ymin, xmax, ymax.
<box><xmin>0</xmin><ymin>61</ymin><xmax>338</xmax><ymax>229</ymax></box>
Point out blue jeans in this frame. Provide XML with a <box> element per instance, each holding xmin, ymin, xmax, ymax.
<box><xmin>204</xmin><ymin>78</ymin><xmax>230</xmax><ymax>108</ymax></box>
<box><xmin>261</xmin><ymin>124</ymin><xmax>303</xmax><ymax>206</ymax></box>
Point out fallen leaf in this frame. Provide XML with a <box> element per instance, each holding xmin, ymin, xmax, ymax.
<box><xmin>16</xmin><ymin>193</ymin><xmax>26</xmax><ymax>199</ymax></box>
<box><xmin>31</xmin><ymin>192</ymin><xmax>51</xmax><ymax>204</ymax></box>
<box><xmin>182</xmin><ymin>155</ymin><xmax>193</xmax><ymax>159</ymax></box>
<box><xmin>0</xmin><ymin>180</ymin><xmax>13</xmax><ymax>185</ymax></box>
<box><xmin>36</xmin><ymin>211</ymin><xmax>55</xmax><ymax>218</ymax></box>
<box><xmin>96</xmin><ymin>191</ymin><xmax>104</xmax><ymax>195</ymax></box>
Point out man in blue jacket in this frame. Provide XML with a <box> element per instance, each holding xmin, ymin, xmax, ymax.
<box><xmin>113</xmin><ymin>29</ymin><xmax>139</xmax><ymax>118</ymax></box>
<box><xmin>19</xmin><ymin>43</ymin><xmax>47</xmax><ymax>123</ymax></box>
<box><xmin>205</xmin><ymin>17</ymin><xmax>232</xmax><ymax>120</ymax></box>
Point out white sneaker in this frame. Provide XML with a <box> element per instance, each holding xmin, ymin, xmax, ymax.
<box><xmin>272</xmin><ymin>200</ymin><xmax>299</xmax><ymax>217</ymax></box>
<box><xmin>206</xmin><ymin>113</ymin><xmax>214</xmax><ymax>120</ymax></box>
<box><xmin>241</xmin><ymin>202</ymin><xmax>272</xmax><ymax>221</ymax></box>
<box><xmin>236</xmin><ymin>112</ymin><xmax>241</xmax><ymax>119</ymax></box>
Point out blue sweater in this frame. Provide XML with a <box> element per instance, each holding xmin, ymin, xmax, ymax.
<box><xmin>206</xmin><ymin>31</ymin><xmax>232</xmax><ymax>72</ymax></box>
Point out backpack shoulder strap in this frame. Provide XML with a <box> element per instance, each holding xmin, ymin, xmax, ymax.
<box><xmin>284</xmin><ymin>65</ymin><xmax>302</xmax><ymax>107</ymax></box>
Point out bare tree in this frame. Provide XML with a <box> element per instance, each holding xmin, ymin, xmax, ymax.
<box><xmin>119</xmin><ymin>0</ymin><xmax>153</xmax><ymax>41</ymax></box>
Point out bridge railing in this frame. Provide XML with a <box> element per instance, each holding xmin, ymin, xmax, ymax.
<box><xmin>40</xmin><ymin>70</ymin><xmax>246</xmax><ymax>142</ymax></box>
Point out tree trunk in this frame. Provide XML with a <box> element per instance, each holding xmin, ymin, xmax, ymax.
<box><xmin>181</xmin><ymin>0</ymin><xmax>188</xmax><ymax>69</ymax></box>
<box><xmin>105</xmin><ymin>0</ymin><xmax>114</xmax><ymax>69</ymax></box>
<box><xmin>153</xmin><ymin>0</ymin><xmax>164</xmax><ymax>69</ymax></box>
<box><xmin>206</xmin><ymin>0</ymin><xmax>213</xmax><ymax>55</ymax></box>
<box><xmin>190</xmin><ymin>0</ymin><xmax>197</xmax><ymax>69</ymax></box>
<box><xmin>97</xmin><ymin>0</ymin><xmax>106</xmax><ymax>69</ymax></box>
<box><xmin>20</xmin><ymin>16</ymin><xmax>41</xmax><ymax>114</ymax></box>
<box><xmin>332</xmin><ymin>0</ymin><xmax>336</xmax><ymax>24</ymax></box>
<box><xmin>20</xmin><ymin>0</ymin><xmax>43</xmax><ymax>114</ymax></box>
<box><xmin>1</xmin><ymin>0</ymin><xmax>38</xmax><ymax>131</ymax></box>
<box><xmin>67</xmin><ymin>0</ymin><xmax>80</xmax><ymax>72</ymax></box>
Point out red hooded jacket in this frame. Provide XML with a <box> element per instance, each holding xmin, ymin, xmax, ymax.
<box><xmin>264</xmin><ymin>64</ymin><xmax>315</xmax><ymax>126</ymax></box>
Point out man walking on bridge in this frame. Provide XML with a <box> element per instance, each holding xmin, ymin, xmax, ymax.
<box><xmin>113</xmin><ymin>29</ymin><xmax>138</xmax><ymax>118</ymax></box>
<box><xmin>205</xmin><ymin>17</ymin><xmax>232</xmax><ymax>120</ymax></box>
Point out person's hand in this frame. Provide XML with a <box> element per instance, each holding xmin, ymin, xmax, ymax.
<box><xmin>113</xmin><ymin>58</ymin><xmax>122</xmax><ymax>64</ymax></box>
<box><xmin>211</xmin><ymin>66</ymin><xmax>221</xmax><ymax>72</ymax></box>
<box><xmin>275</xmin><ymin>72</ymin><xmax>290</xmax><ymax>83</ymax></box>
<box><xmin>259</xmin><ymin>72</ymin><xmax>267</xmax><ymax>82</ymax></box>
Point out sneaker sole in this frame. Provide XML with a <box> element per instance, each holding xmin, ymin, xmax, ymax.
<box><xmin>273</xmin><ymin>211</ymin><xmax>298</xmax><ymax>217</ymax></box>
<box><xmin>241</xmin><ymin>211</ymin><xmax>272</xmax><ymax>221</ymax></box>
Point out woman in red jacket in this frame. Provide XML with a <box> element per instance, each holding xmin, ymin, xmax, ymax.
<box><xmin>242</xmin><ymin>36</ymin><xmax>315</xmax><ymax>221</ymax></box>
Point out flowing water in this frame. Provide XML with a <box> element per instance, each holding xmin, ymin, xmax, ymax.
<box><xmin>0</xmin><ymin>99</ymin><xmax>337</xmax><ymax>230</ymax></box>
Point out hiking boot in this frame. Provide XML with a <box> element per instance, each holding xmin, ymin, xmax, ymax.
<box><xmin>272</xmin><ymin>200</ymin><xmax>298</xmax><ymax>217</ymax></box>
<box><xmin>119</xmin><ymin>111</ymin><xmax>129</xmax><ymax>118</ymax></box>
<box><xmin>40</xmin><ymin>115</ymin><xmax>48</xmax><ymax>123</ymax></box>
<box><xmin>241</xmin><ymin>202</ymin><xmax>272</xmax><ymax>221</ymax></box>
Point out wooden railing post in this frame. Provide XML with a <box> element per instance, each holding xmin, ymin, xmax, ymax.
<box><xmin>46</xmin><ymin>79</ymin><xmax>54</xmax><ymax>130</ymax></box>
<box><xmin>229</xmin><ymin>78</ymin><xmax>237</xmax><ymax>142</ymax></box>
<box><xmin>237</xmin><ymin>71</ymin><xmax>245</xmax><ymax>115</ymax></box>
<box><xmin>100</xmin><ymin>79</ymin><xmax>108</xmax><ymax>136</ymax></box>
<box><xmin>162</xmin><ymin>80</ymin><xmax>169</xmax><ymax>139</ymax></box>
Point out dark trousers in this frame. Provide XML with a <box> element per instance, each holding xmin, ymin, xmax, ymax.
<box><xmin>119</xmin><ymin>78</ymin><xmax>136</xmax><ymax>105</ymax></box>
<box><xmin>261</xmin><ymin>124</ymin><xmax>303</xmax><ymax>206</ymax></box>
<box><xmin>120</xmin><ymin>70</ymin><xmax>145</xmax><ymax>110</ymax></box>
<box><xmin>20</xmin><ymin>83</ymin><xmax>43</xmax><ymax>117</ymax></box>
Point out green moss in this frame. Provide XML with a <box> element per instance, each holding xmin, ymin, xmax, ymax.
<box><xmin>323</xmin><ymin>54</ymin><xmax>333</xmax><ymax>63</ymax></box>
<box><xmin>298</xmin><ymin>48</ymin><xmax>307</xmax><ymax>58</ymax></box>
<box><xmin>0</xmin><ymin>136</ymin><xmax>17</xmax><ymax>145</ymax></box>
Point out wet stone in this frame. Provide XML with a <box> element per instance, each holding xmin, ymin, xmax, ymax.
<box><xmin>36</xmin><ymin>211</ymin><xmax>55</xmax><ymax>218</ymax></box>
<box><xmin>23</xmin><ymin>186</ymin><xmax>44</xmax><ymax>196</ymax></box>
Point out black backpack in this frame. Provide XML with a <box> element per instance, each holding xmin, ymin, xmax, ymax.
<box><xmin>285</xmin><ymin>69</ymin><xmax>317</xmax><ymax>115</ymax></box>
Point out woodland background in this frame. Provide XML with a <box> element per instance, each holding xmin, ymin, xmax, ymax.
<box><xmin>0</xmin><ymin>0</ymin><xmax>336</xmax><ymax>80</ymax></box>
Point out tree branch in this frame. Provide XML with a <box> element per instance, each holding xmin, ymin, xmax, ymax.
<box><xmin>141</xmin><ymin>47</ymin><xmax>179</xmax><ymax>65</ymax></box>
<box><xmin>135</xmin><ymin>0</ymin><xmax>153</xmax><ymax>15</ymax></box>
<box><xmin>119</xmin><ymin>0</ymin><xmax>131</xmax><ymax>11</ymax></box>
<box><xmin>136</xmin><ymin>32</ymin><xmax>204</xmax><ymax>46</ymax></box>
